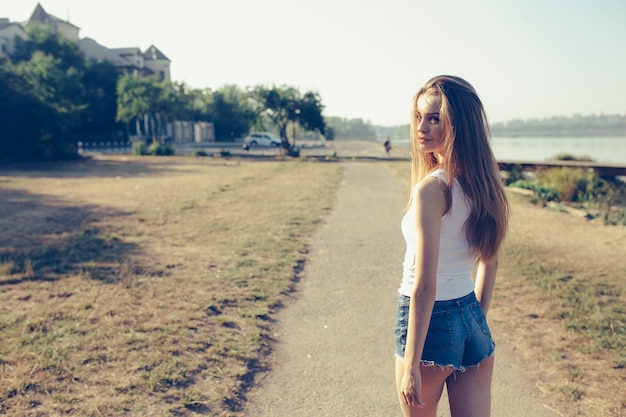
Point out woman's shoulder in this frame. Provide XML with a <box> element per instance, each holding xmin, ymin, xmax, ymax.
<box><xmin>415</xmin><ymin>175</ymin><xmax>448</xmax><ymax>204</ymax></box>
<box><xmin>425</xmin><ymin>168</ymin><xmax>449</xmax><ymax>184</ymax></box>
<box><xmin>413</xmin><ymin>170</ymin><xmax>451</xmax><ymax>215</ymax></box>
<box><xmin>412</xmin><ymin>177</ymin><xmax>448</xmax><ymax>216</ymax></box>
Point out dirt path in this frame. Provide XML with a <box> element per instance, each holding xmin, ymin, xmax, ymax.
<box><xmin>244</xmin><ymin>162</ymin><xmax>559</xmax><ymax>416</ymax></box>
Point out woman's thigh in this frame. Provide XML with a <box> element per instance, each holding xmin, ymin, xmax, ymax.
<box><xmin>446</xmin><ymin>354</ymin><xmax>495</xmax><ymax>417</ymax></box>
<box><xmin>395</xmin><ymin>356</ymin><xmax>455</xmax><ymax>417</ymax></box>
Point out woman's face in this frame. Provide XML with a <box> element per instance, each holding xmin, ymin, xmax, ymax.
<box><xmin>414</xmin><ymin>93</ymin><xmax>445</xmax><ymax>156</ymax></box>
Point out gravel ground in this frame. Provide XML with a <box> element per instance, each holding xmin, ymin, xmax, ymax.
<box><xmin>243</xmin><ymin>156</ymin><xmax>559</xmax><ymax>416</ymax></box>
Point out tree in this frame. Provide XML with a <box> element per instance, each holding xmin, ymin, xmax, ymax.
<box><xmin>142</xmin><ymin>77</ymin><xmax>178</xmax><ymax>142</ymax></box>
<box><xmin>3</xmin><ymin>26</ymin><xmax>87</xmax><ymax>161</ymax></box>
<box><xmin>207</xmin><ymin>85</ymin><xmax>257</xmax><ymax>141</ymax></box>
<box><xmin>12</xmin><ymin>49</ymin><xmax>85</xmax><ymax>128</ymax></box>
<box><xmin>252</xmin><ymin>85</ymin><xmax>326</xmax><ymax>155</ymax></box>
<box><xmin>297</xmin><ymin>91</ymin><xmax>326</xmax><ymax>136</ymax></box>
<box><xmin>252</xmin><ymin>85</ymin><xmax>299</xmax><ymax>143</ymax></box>
<box><xmin>325</xmin><ymin>117</ymin><xmax>377</xmax><ymax>140</ymax></box>
<box><xmin>75</xmin><ymin>59</ymin><xmax>120</xmax><ymax>139</ymax></box>
<box><xmin>170</xmin><ymin>83</ymin><xmax>202</xmax><ymax>122</ymax></box>
<box><xmin>5</xmin><ymin>23</ymin><xmax>123</xmax><ymax>157</ymax></box>
<box><xmin>116</xmin><ymin>75</ymin><xmax>179</xmax><ymax>143</ymax></box>
<box><xmin>10</xmin><ymin>25</ymin><xmax>88</xmax><ymax>124</ymax></box>
<box><xmin>11</xmin><ymin>25</ymin><xmax>84</xmax><ymax>70</ymax></box>
<box><xmin>116</xmin><ymin>74</ymin><xmax>150</xmax><ymax>137</ymax></box>
<box><xmin>0</xmin><ymin>63</ymin><xmax>73</xmax><ymax>161</ymax></box>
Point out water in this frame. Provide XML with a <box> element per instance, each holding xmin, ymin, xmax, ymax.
<box><xmin>393</xmin><ymin>136</ymin><xmax>626</xmax><ymax>164</ymax></box>
<box><xmin>491</xmin><ymin>136</ymin><xmax>626</xmax><ymax>164</ymax></box>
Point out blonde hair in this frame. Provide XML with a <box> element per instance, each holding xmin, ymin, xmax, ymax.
<box><xmin>409</xmin><ymin>75</ymin><xmax>508</xmax><ymax>261</ymax></box>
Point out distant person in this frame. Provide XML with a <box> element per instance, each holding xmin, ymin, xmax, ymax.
<box><xmin>384</xmin><ymin>136</ymin><xmax>392</xmax><ymax>155</ymax></box>
<box><xmin>395</xmin><ymin>75</ymin><xmax>509</xmax><ymax>417</ymax></box>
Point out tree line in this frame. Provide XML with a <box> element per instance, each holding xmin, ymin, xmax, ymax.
<box><xmin>0</xmin><ymin>25</ymin><xmax>325</xmax><ymax>162</ymax></box>
<box><xmin>491</xmin><ymin>114</ymin><xmax>626</xmax><ymax>137</ymax></box>
<box><xmin>324</xmin><ymin>117</ymin><xmax>410</xmax><ymax>142</ymax></box>
<box><xmin>326</xmin><ymin>112</ymin><xmax>626</xmax><ymax>143</ymax></box>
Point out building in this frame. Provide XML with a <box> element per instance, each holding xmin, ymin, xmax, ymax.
<box><xmin>77</xmin><ymin>39</ymin><xmax>171</xmax><ymax>80</ymax></box>
<box><xmin>0</xmin><ymin>18</ymin><xmax>26</xmax><ymax>58</ymax></box>
<box><xmin>1</xmin><ymin>3</ymin><xmax>171</xmax><ymax>81</ymax></box>
<box><xmin>26</xmin><ymin>2</ymin><xmax>80</xmax><ymax>42</ymax></box>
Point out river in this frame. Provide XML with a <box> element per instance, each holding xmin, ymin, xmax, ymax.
<box><xmin>392</xmin><ymin>136</ymin><xmax>626</xmax><ymax>164</ymax></box>
<box><xmin>491</xmin><ymin>136</ymin><xmax>626</xmax><ymax>164</ymax></box>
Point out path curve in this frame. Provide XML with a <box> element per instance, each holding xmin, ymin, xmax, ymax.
<box><xmin>244</xmin><ymin>162</ymin><xmax>558</xmax><ymax>416</ymax></box>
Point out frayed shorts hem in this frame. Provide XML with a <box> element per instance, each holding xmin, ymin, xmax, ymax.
<box><xmin>395</xmin><ymin>345</ymin><xmax>495</xmax><ymax>373</ymax></box>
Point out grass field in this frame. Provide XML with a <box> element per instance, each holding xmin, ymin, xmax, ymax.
<box><xmin>0</xmin><ymin>155</ymin><xmax>343</xmax><ymax>416</ymax></box>
<box><xmin>492</xmin><ymin>191</ymin><xmax>626</xmax><ymax>417</ymax></box>
<box><xmin>1</xmin><ymin>155</ymin><xmax>624</xmax><ymax>416</ymax></box>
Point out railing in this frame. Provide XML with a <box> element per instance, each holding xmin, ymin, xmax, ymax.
<box><xmin>498</xmin><ymin>160</ymin><xmax>626</xmax><ymax>176</ymax></box>
<box><xmin>78</xmin><ymin>141</ymin><xmax>131</xmax><ymax>153</ymax></box>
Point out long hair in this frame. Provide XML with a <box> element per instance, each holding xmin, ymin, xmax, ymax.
<box><xmin>409</xmin><ymin>75</ymin><xmax>509</xmax><ymax>261</ymax></box>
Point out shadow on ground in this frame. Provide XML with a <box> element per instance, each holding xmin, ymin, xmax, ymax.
<box><xmin>0</xmin><ymin>187</ymin><xmax>139</xmax><ymax>285</ymax></box>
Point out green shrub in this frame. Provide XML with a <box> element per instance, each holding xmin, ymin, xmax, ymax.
<box><xmin>509</xmin><ymin>179</ymin><xmax>560</xmax><ymax>203</ymax></box>
<box><xmin>550</xmin><ymin>153</ymin><xmax>594</xmax><ymax>162</ymax></box>
<box><xmin>148</xmin><ymin>142</ymin><xmax>175</xmax><ymax>156</ymax></box>
<box><xmin>505</xmin><ymin>163</ymin><xmax>526</xmax><ymax>185</ymax></box>
<box><xmin>148</xmin><ymin>142</ymin><xmax>160</xmax><ymax>155</ymax></box>
<box><xmin>604</xmin><ymin>207</ymin><xmax>626</xmax><ymax>226</ymax></box>
<box><xmin>512</xmin><ymin>167</ymin><xmax>626</xmax><ymax>226</ymax></box>
<box><xmin>193</xmin><ymin>150</ymin><xmax>209</xmax><ymax>157</ymax></box>
<box><xmin>162</xmin><ymin>145</ymin><xmax>175</xmax><ymax>156</ymax></box>
<box><xmin>133</xmin><ymin>142</ymin><xmax>147</xmax><ymax>156</ymax></box>
<box><xmin>535</xmin><ymin>183</ymin><xmax>561</xmax><ymax>202</ymax></box>
<box><xmin>509</xmin><ymin>179</ymin><xmax>534</xmax><ymax>190</ymax></box>
<box><xmin>535</xmin><ymin>167</ymin><xmax>597</xmax><ymax>202</ymax></box>
<box><xmin>593</xmin><ymin>177</ymin><xmax>626</xmax><ymax>225</ymax></box>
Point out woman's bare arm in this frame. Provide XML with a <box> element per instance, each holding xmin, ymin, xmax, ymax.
<box><xmin>400</xmin><ymin>177</ymin><xmax>447</xmax><ymax>407</ymax></box>
<box><xmin>474</xmin><ymin>257</ymin><xmax>498</xmax><ymax>316</ymax></box>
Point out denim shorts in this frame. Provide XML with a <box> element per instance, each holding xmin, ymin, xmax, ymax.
<box><xmin>394</xmin><ymin>292</ymin><xmax>495</xmax><ymax>371</ymax></box>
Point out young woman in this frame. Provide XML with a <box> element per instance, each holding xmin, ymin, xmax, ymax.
<box><xmin>395</xmin><ymin>75</ymin><xmax>509</xmax><ymax>417</ymax></box>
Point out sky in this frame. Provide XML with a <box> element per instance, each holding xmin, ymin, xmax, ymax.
<box><xmin>3</xmin><ymin>0</ymin><xmax>626</xmax><ymax>126</ymax></box>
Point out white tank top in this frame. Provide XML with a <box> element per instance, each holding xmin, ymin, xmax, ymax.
<box><xmin>399</xmin><ymin>169</ymin><xmax>476</xmax><ymax>300</ymax></box>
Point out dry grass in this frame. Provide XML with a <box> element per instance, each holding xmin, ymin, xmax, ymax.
<box><xmin>386</xmin><ymin>160</ymin><xmax>626</xmax><ymax>417</ymax></box>
<box><xmin>0</xmin><ymin>155</ymin><xmax>343</xmax><ymax>416</ymax></box>
<box><xmin>493</xmin><ymin>192</ymin><xmax>626</xmax><ymax>417</ymax></box>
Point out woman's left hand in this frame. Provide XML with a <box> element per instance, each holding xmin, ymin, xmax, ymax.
<box><xmin>400</xmin><ymin>368</ymin><xmax>426</xmax><ymax>408</ymax></box>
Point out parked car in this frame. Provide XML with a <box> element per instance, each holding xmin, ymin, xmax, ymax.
<box><xmin>243</xmin><ymin>132</ymin><xmax>282</xmax><ymax>147</ymax></box>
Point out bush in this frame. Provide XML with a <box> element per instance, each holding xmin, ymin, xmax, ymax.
<box><xmin>133</xmin><ymin>142</ymin><xmax>147</xmax><ymax>156</ymax></box>
<box><xmin>511</xmin><ymin>168</ymin><xmax>626</xmax><ymax>226</ymax></box>
<box><xmin>534</xmin><ymin>183</ymin><xmax>561</xmax><ymax>203</ymax></box>
<box><xmin>604</xmin><ymin>207</ymin><xmax>626</xmax><ymax>226</ymax></box>
<box><xmin>148</xmin><ymin>142</ymin><xmax>174</xmax><ymax>156</ymax></box>
<box><xmin>551</xmin><ymin>153</ymin><xmax>594</xmax><ymax>162</ymax></box>
<box><xmin>592</xmin><ymin>177</ymin><xmax>626</xmax><ymax>225</ymax></box>
<box><xmin>505</xmin><ymin>164</ymin><xmax>526</xmax><ymax>185</ymax></box>
<box><xmin>509</xmin><ymin>179</ymin><xmax>560</xmax><ymax>203</ymax></box>
<box><xmin>287</xmin><ymin>146</ymin><xmax>300</xmax><ymax>157</ymax></box>
<box><xmin>535</xmin><ymin>167</ymin><xmax>597</xmax><ymax>202</ymax></box>
<box><xmin>193</xmin><ymin>150</ymin><xmax>209</xmax><ymax>157</ymax></box>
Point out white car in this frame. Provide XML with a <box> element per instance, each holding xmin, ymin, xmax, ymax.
<box><xmin>243</xmin><ymin>132</ymin><xmax>282</xmax><ymax>147</ymax></box>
